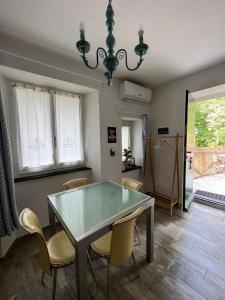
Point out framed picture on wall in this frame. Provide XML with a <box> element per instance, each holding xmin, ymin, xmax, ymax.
<box><xmin>108</xmin><ymin>127</ymin><xmax>117</xmax><ymax>143</ymax></box>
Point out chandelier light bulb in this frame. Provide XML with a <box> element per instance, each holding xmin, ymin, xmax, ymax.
<box><xmin>79</xmin><ymin>22</ymin><xmax>85</xmax><ymax>33</ymax></box>
<box><xmin>138</xmin><ymin>24</ymin><xmax>144</xmax><ymax>37</ymax></box>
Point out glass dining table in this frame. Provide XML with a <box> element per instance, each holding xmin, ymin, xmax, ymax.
<box><xmin>48</xmin><ymin>180</ymin><xmax>154</xmax><ymax>300</ymax></box>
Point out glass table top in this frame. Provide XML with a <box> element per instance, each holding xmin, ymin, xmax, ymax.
<box><xmin>48</xmin><ymin>180</ymin><xmax>151</xmax><ymax>242</ymax></box>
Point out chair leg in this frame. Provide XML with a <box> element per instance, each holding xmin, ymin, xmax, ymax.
<box><xmin>41</xmin><ymin>271</ymin><xmax>45</xmax><ymax>284</ymax></box>
<box><xmin>132</xmin><ymin>252</ymin><xmax>139</xmax><ymax>278</ymax></box>
<box><xmin>170</xmin><ymin>205</ymin><xmax>173</xmax><ymax>217</ymax></box>
<box><xmin>107</xmin><ymin>261</ymin><xmax>110</xmax><ymax>300</ymax></box>
<box><xmin>135</xmin><ymin>224</ymin><xmax>141</xmax><ymax>246</ymax></box>
<box><xmin>88</xmin><ymin>245</ymin><xmax>91</xmax><ymax>255</ymax></box>
<box><xmin>52</xmin><ymin>268</ymin><xmax>57</xmax><ymax>300</ymax></box>
<box><xmin>87</xmin><ymin>252</ymin><xmax>97</xmax><ymax>287</ymax></box>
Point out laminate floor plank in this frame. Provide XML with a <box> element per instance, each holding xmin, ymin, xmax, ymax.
<box><xmin>204</xmin><ymin>270</ymin><xmax>225</xmax><ymax>293</ymax></box>
<box><xmin>149</xmin><ymin>271</ymin><xmax>206</xmax><ymax>300</ymax></box>
<box><xmin>1</xmin><ymin>203</ymin><xmax>225</xmax><ymax>300</ymax></box>
<box><xmin>184</xmin><ymin>270</ymin><xmax>225</xmax><ymax>300</ymax></box>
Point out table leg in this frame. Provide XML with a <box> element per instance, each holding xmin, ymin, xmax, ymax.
<box><xmin>146</xmin><ymin>205</ymin><xmax>154</xmax><ymax>263</ymax></box>
<box><xmin>48</xmin><ymin>202</ymin><xmax>56</xmax><ymax>235</ymax></box>
<box><xmin>76</xmin><ymin>242</ymin><xmax>88</xmax><ymax>300</ymax></box>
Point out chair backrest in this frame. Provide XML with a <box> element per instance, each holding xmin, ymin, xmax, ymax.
<box><xmin>63</xmin><ymin>178</ymin><xmax>89</xmax><ymax>190</ymax></box>
<box><xmin>110</xmin><ymin>206</ymin><xmax>145</xmax><ymax>266</ymax></box>
<box><xmin>19</xmin><ymin>208</ymin><xmax>52</xmax><ymax>275</ymax></box>
<box><xmin>122</xmin><ymin>177</ymin><xmax>143</xmax><ymax>192</ymax></box>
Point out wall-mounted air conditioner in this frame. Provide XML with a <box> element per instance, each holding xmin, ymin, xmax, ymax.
<box><xmin>120</xmin><ymin>80</ymin><xmax>152</xmax><ymax>104</ymax></box>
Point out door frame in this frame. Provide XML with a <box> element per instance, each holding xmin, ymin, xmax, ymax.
<box><xmin>183</xmin><ymin>90</ymin><xmax>189</xmax><ymax>211</ymax></box>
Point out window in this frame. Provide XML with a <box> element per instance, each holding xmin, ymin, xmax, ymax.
<box><xmin>15</xmin><ymin>86</ymin><xmax>54</xmax><ymax>171</ymax></box>
<box><xmin>121</xmin><ymin>119</ymin><xmax>143</xmax><ymax>168</ymax></box>
<box><xmin>122</xmin><ymin>126</ymin><xmax>131</xmax><ymax>151</ymax></box>
<box><xmin>54</xmin><ymin>93</ymin><xmax>83</xmax><ymax>166</ymax></box>
<box><xmin>122</xmin><ymin>120</ymin><xmax>132</xmax><ymax>162</ymax></box>
<box><xmin>13</xmin><ymin>84</ymin><xmax>84</xmax><ymax>175</ymax></box>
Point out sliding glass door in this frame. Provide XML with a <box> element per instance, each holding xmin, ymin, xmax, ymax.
<box><xmin>183</xmin><ymin>91</ymin><xmax>195</xmax><ymax>211</ymax></box>
<box><xmin>183</xmin><ymin>84</ymin><xmax>225</xmax><ymax>210</ymax></box>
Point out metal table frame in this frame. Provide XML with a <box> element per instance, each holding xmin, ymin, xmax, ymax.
<box><xmin>48</xmin><ymin>181</ymin><xmax>154</xmax><ymax>300</ymax></box>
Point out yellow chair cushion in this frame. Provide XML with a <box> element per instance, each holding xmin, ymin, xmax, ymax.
<box><xmin>122</xmin><ymin>178</ymin><xmax>143</xmax><ymax>192</ymax></box>
<box><xmin>47</xmin><ymin>230</ymin><xmax>75</xmax><ymax>266</ymax></box>
<box><xmin>91</xmin><ymin>231</ymin><xmax>112</xmax><ymax>256</ymax></box>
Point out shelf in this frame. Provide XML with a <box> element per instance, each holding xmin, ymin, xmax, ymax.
<box><xmin>122</xmin><ymin>165</ymin><xmax>142</xmax><ymax>173</ymax></box>
<box><xmin>14</xmin><ymin>167</ymin><xmax>91</xmax><ymax>182</ymax></box>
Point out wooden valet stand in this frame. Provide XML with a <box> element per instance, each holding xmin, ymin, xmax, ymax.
<box><xmin>144</xmin><ymin>132</ymin><xmax>183</xmax><ymax>216</ymax></box>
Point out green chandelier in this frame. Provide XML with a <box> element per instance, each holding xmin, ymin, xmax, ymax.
<box><xmin>76</xmin><ymin>0</ymin><xmax>149</xmax><ymax>86</ymax></box>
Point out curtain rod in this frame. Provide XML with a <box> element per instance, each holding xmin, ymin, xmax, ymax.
<box><xmin>11</xmin><ymin>82</ymin><xmax>82</xmax><ymax>97</ymax></box>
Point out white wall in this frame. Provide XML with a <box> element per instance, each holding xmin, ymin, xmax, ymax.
<box><xmin>84</xmin><ymin>91</ymin><xmax>102</xmax><ymax>181</ymax></box>
<box><xmin>0</xmin><ymin>33</ymin><xmax>150</xmax><ymax>256</ymax></box>
<box><xmin>150</xmin><ymin>61</ymin><xmax>225</xmax><ymax>203</ymax></box>
<box><xmin>15</xmin><ymin>170</ymin><xmax>92</xmax><ymax>237</ymax></box>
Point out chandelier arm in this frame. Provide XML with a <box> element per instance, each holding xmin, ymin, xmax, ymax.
<box><xmin>116</xmin><ymin>49</ymin><xmax>143</xmax><ymax>71</ymax></box>
<box><xmin>81</xmin><ymin>47</ymin><xmax>107</xmax><ymax>70</ymax></box>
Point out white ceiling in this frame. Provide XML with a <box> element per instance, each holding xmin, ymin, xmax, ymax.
<box><xmin>0</xmin><ymin>0</ymin><xmax>225</xmax><ymax>87</ymax></box>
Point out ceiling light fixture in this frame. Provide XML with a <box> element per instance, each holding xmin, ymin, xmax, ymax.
<box><xmin>76</xmin><ymin>0</ymin><xmax>149</xmax><ymax>86</ymax></box>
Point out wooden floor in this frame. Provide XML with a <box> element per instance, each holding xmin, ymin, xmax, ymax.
<box><xmin>1</xmin><ymin>203</ymin><xmax>225</xmax><ymax>300</ymax></box>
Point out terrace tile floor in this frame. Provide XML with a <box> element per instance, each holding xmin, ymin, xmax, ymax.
<box><xmin>194</xmin><ymin>172</ymin><xmax>225</xmax><ymax>196</ymax></box>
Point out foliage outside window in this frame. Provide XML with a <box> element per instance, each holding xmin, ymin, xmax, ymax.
<box><xmin>195</xmin><ymin>97</ymin><xmax>225</xmax><ymax>147</ymax></box>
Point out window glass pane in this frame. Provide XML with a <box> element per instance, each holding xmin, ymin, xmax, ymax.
<box><xmin>14</xmin><ymin>86</ymin><xmax>54</xmax><ymax>171</ymax></box>
<box><xmin>54</xmin><ymin>93</ymin><xmax>84</xmax><ymax>165</ymax></box>
<box><xmin>122</xmin><ymin>126</ymin><xmax>131</xmax><ymax>151</ymax></box>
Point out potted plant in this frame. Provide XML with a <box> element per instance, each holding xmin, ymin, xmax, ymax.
<box><xmin>123</xmin><ymin>147</ymin><xmax>133</xmax><ymax>170</ymax></box>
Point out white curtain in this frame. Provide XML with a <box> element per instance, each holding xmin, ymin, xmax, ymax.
<box><xmin>122</xmin><ymin>126</ymin><xmax>131</xmax><ymax>151</ymax></box>
<box><xmin>54</xmin><ymin>92</ymin><xmax>84</xmax><ymax>166</ymax></box>
<box><xmin>141</xmin><ymin>114</ymin><xmax>149</xmax><ymax>177</ymax></box>
<box><xmin>14</xmin><ymin>86</ymin><xmax>54</xmax><ymax>172</ymax></box>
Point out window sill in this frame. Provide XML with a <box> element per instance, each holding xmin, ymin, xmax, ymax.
<box><xmin>14</xmin><ymin>167</ymin><xmax>91</xmax><ymax>183</ymax></box>
<box><xmin>122</xmin><ymin>165</ymin><xmax>142</xmax><ymax>173</ymax></box>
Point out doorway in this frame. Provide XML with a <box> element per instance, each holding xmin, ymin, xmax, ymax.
<box><xmin>183</xmin><ymin>85</ymin><xmax>225</xmax><ymax>210</ymax></box>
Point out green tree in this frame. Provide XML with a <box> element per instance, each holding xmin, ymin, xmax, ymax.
<box><xmin>195</xmin><ymin>97</ymin><xmax>225</xmax><ymax>147</ymax></box>
<box><xmin>206</xmin><ymin>99</ymin><xmax>225</xmax><ymax>146</ymax></box>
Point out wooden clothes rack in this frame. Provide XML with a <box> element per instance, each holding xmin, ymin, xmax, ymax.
<box><xmin>144</xmin><ymin>132</ymin><xmax>183</xmax><ymax>216</ymax></box>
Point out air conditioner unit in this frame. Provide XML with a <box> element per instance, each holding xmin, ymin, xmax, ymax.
<box><xmin>120</xmin><ymin>81</ymin><xmax>152</xmax><ymax>104</ymax></box>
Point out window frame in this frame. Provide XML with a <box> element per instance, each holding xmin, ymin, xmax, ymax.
<box><xmin>11</xmin><ymin>82</ymin><xmax>86</xmax><ymax>179</ymax></box>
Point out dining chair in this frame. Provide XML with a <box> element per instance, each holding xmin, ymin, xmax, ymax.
<box><xmin>122</xmin><ymin>177</ymin><xmax>143</xmax><ymax>245</ymax></box>
<box><xmin>19</xmin><ymin>208</ymin><xmax>96</xmax><ymax>300</ymax></box>
<box><xmin>91</xmin><ymin>206</ymin><xmax>145</xmax><ymax>299</ymax></box>
<box><xmin>63</xmin><ymin>177</ymin><xmax>89</xmax><ymax>190</ymax></box>
<box><xmin>122</xmin><ymin>177</ymin><xmax>143</xmax><ymax>192</ymax></box>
